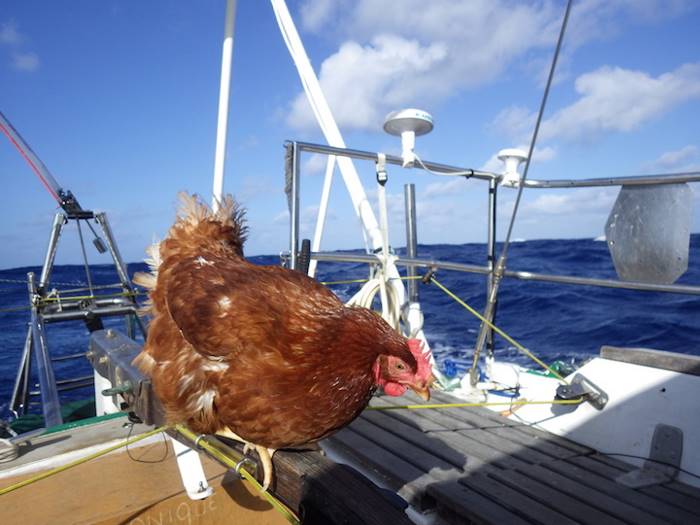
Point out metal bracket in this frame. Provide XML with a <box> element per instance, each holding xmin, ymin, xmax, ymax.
<box><xmin>555</xmin><ymin>373</ymin><xmax>608</xmax><ymax>410</ymax></box>
<box><xmin>88</xmin><ymin>329</ymin><xmax>165</xmax><ymax>426</ymax></box>
<box><xmin>616</xmin><ymin>424</ymin><xmax>683</xmax><ymax>488</ymax></box>
<box><xmin>376</xmin><ymin>152</ymin><xmax>388</xmax><ymax>186</ymax></box>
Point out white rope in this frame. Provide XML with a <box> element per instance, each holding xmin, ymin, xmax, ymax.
<box><xmin>0</xmin><ymin>438</ymin><xmax>19</xmax><ymax>463</ymax></box>
<box><xmin>345</xmin><ymin>266</ymin><xmax>403</xmax><ymax>329</ymax></box>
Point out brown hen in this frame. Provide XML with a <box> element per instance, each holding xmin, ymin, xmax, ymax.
<box><xmin>133</xmin><ymin>193</ymin><xmax>433</xmax><ymax>489</ymax></box>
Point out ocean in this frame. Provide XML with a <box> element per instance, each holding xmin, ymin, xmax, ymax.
<box><xmin>1</xmin><ymin>235</ymin><xmax>698</xmax><ymax>418</ymax></box>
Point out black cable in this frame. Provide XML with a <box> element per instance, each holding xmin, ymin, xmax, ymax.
<box><xmin>125</xmin><ymin>422</ymin><xmax>168</xmax><ymax>464</ymax></box>
<box><xmin>599</xmin><ymin>451</ymin><xmax>700</xmax><ymax>481</ymax></box>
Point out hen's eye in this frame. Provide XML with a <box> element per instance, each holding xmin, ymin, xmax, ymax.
<box><xmin>395</xmin><ymin>363</ymin><xmax>405</xmax><ymax>370</ymax></box>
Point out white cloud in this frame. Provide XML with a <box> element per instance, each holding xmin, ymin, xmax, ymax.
<box><xmin>0</xmin><ymin>21</ymin><xmax>21</xmax><ymax>45</ymax></box>
<box><xmin>490</xmin><ymin>106</ymin><xmax>536</xmax><ymax>144</ymax></box>
<box><xmin>522</xmin><ymin>188</ymin><xmax>617</xmax><ymax>216</ymax></box>
<box><xmin>288</xmin><ymin>0</ymin><xmax>695</xmax><ymax>132</ymax></box>
<box><xmin>287</xmin><ymin>35</ymin><xmax>448</xmax><ymax>130</ymax></box>
<box><xmin>492</xmin><ymin>63</ymin><xmax>700</xmax><ymax>144</ymax></box>
<box><xmin>541</xmin><ymin>63</ymin><xmax>700</xmax><ymax>141</ymax></box>
<box><xmin>12</xmin><ymin>51</ymin><xmax>38</xmax><ymax>72</ymax></box>
<box><xmin>299</xmin><ymin>0</ymin><xmax>337</xmax><ymax>32</ymax></box>
<box><xmin>302</xmin><ymin>153</ymin><xmax>330</xmax><ymax>176</ymax></box>
<box><xmin>422</xmin><ymin>178</ymin><xmax>468</xmax><ymax>199</ymax></box>
<box><xmin>1</xmin><ymin>21</ymin><xmax>39</xmax><ymax>72</ymax></box>
<box><xmin>646</xmin><ymin>145</ymin><xmax>699</xmax><ymax>171</ymax></box>
<box><xmin>273</xmin><ymin>204</ymin><xmax>336</xmax><ymax>227</ymax></box>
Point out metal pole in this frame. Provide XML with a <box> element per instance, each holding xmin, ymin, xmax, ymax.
<box><xmin>308</xmin><ymin>155</ymin><xmax>336</xmax><ymax>277</ymax></box>
<box><xmin>290</xmin><ymin>142</ymin><xmax>300</xmax><ymax>270</ymax></box>
<box><xmin>28</xmin><ymin>272</ymin><xmax>62</xmax><ymax>427</ymax></box>
<box><xmin>295</xmin><ymin>141</ymin><xmax>497</xmax><ymax>181</ymax></box>
<box><xmin>212</xmin><ymin>0</ymin><xmax>238</xmax><ymax>212</ymax></box>
<box><xmin>9</xmin><ymin>327</ymin><xmax>33</xmax><ymax>418</ymax></box>
<box><xmin>95</xmin><ymin>213</ymin><xmax>133</xmax><ymax>292</ymax></box>
<box><xmin>486</xmin><ymin>179</ymin><xmax>497</xmax><ymax>358</ymax></box>
<box><xmin>38</xmin><ymin>212</ymin><xmax>66</xmax><ymax>290</ymax></box>
<box><xmin>404</xmin><ymin>184</ymin><xmax>419</xmax><ymax>302</ymax></box>
<box><xmin>76</xmin><ymin>219</ymin><xmax>95</xmax><ymax>296</ymax></box>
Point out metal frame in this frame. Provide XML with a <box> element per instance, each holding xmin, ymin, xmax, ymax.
<box><xmin>9</xmin><ymin>210</ymin><xmax>145</xmax><ymax>425</ymax></box>
<box><xmin>284</xmin><ymin>141</ymin><xmax>700</xmax><ymax>365</ymax></box>
<box><xmin>287</xmin><ymin>140</ymin><xmax>700</xmax><ymax>294</ymax></box>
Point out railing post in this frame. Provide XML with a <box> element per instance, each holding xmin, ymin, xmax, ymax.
<box><xmin>486</xmin><ymin>178</ymin><xmax>498</xmax><ymax>359</ymax></box>
<box><xmin>404</xmin><ymin>184</ymin><xmax>419</xmax><ymax>302</ymax></box>
<box><xmin>288</xmin><ymin>142</ymin><xmax>301</xmax><ymax>270</ymax></box>
<box><xmin>28</xmin><ymin>272</ymin><xmax>62</xmax><ymax>427</ymax></box>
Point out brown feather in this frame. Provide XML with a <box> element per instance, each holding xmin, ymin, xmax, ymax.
<box><xmin>134</xmin><ymin>193</ymin><xmax>417</xmax><ymax>448</ymax></box>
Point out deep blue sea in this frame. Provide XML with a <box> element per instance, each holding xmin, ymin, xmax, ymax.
<box><xmin>1</xmin><ymin>235</ymin><xmax>698</xmax><ymax>418</ymax></box>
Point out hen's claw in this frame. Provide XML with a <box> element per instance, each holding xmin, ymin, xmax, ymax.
<box><xmin>254</xmin><ymin>445</ymin><xmax>277</xmax><ymax>491</ymax></box>
<box><xmin>215</xmin><ymin>427</ymin><xmax>276</xmax><ymax>491</ymax></box>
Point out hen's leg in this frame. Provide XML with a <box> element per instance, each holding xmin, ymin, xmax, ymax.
<box><xmin>215</xmin><ymin>428</ymin><xmax>276</xmax><ymax>491</ymax></box>
<box><xmin>215</xmin><ymin>427</ymin><xmax>248</xmax><ymax>445</ymax></box>
<box><xmin>254</xmin><ymin>446</ymin><xmax>277</xmax><ymax>491</ymax></box>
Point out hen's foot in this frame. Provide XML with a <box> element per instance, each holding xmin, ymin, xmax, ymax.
<box><xmin>215</xmin><ymin>428</ymin><xmax>276</xmax><ymax>491</ymax></box>
<box><xmin>253</xmin><ymin>445</ymin><xmax>277</xmax><ymax>491</ymax></box>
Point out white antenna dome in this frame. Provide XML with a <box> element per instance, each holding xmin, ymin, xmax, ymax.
<box><xmin>383</xmin><ymin>109</ymin><xmax>434</xmax><ymax>168</ymax></box>
<box><xmin>497</xmin><ymin>148</ymin><xmax>528</xmax><ymax>187</ymax></box>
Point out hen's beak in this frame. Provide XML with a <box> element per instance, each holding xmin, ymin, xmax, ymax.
<box><xmin>409</xmin><ymin>374</ymin><xmax>436</xmax><ymax>402</ymax></box>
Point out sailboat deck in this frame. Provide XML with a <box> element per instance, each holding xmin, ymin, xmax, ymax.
<box><xmin>324</xmin><ymin>391</ymin><xmax>700</xmax><ymax>524</ymax></box>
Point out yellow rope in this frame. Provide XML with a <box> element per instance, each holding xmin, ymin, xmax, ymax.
<box><xmin>429</xmin><ymin>277</ymin><xmax>568</xmax><ymax>383</ymax></box>
<box><xmin>0</xmin><ymin>425</ymin><xmax>167</xmax><ymax>496</ymax></box>
<box><xmin>367</xmin><ymin>398</ymin><xmax>583</xmax><ymax>411</ymax></box>
<box><xmin>38</xmin><ymin>290</ymin><xmax>144</xmax><ymax>304</ymax></box>
<box><xmin>174</xmin><ymin>425</ymin><xmax>300</xmax><ymax>525</ymax></box>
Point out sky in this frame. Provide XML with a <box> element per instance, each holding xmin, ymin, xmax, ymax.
<box><xmin>1</xmin><ymin>0</ymin><xmax>699</xmax><ymax>269</ymax></box>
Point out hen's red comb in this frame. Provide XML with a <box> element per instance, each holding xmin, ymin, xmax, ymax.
<box><xmin>407</xmin><ymin>338</ymin><xmax>433</xmax><ymax>380</ymax></box>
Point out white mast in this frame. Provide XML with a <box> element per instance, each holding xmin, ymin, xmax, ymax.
<box><xmin>212</xmin><ymin>0</ymin><xmax>237</xmax><ymax>213</ymax></box>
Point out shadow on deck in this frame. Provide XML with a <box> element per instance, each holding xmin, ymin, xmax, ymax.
<box><xmin>323</xmin><ymin>390</ymin><xmax>700</xmax><ymax>524</ymax></box>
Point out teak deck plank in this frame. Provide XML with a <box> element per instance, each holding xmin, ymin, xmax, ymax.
<box><xmin>323</xmin><ymin>392</ymin><xmax>700</xmax><ymax>524</ymax></box>
<box><xmin>565</xmin><ymin>455</ymin><xmax>700</xmax><ymax>522</ymax></box>
<box><xmin>520</xmin><ymin>462</ymin><xmax>665</xmax><ymax>525</ymax></box>
<box><xmin>487</xmin><ymin>468</ymin><xmax>626</xmax><ymax>525</ymax></box>
<box><xmin>459</xmin><ymin>472</ymin><xmax>579</xmax><ymax>524</ymax></box>
<box><xmin>426</xmin><ymin>480</ymin><xmax>532</xmax><ymax>525</ymax></box>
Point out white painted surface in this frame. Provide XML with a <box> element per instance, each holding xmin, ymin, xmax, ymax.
<box><xmin>494</xmin><ymin>358</ymin><xmax>700</xmax><ymax>488</ymax></box>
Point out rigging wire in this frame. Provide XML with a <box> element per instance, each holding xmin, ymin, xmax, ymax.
<box><xmin>0</xmin><ymin>112</ymin><xmax>62</xmax><ymax>204</ymax></box>
<box><xmin>75</xmin><ymin>219</ymin><xmax>95</xmax><ymax>297</ymax></box>
<box><xmin>469</xmin><ymin>0</ymin><xmax>574</xmax><ymax>386</ymax></box>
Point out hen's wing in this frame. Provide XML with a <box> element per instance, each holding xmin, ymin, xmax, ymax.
<box><xmin>163</xmin><ymin>254</ymin><xmax>342</xmax><ymax>358</ymax></box>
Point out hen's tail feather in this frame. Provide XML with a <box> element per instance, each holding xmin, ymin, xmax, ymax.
<box><xmin>161</xmin><ymin>192</ymin><xmax>248</xmax><ymax>262</ymax></box>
